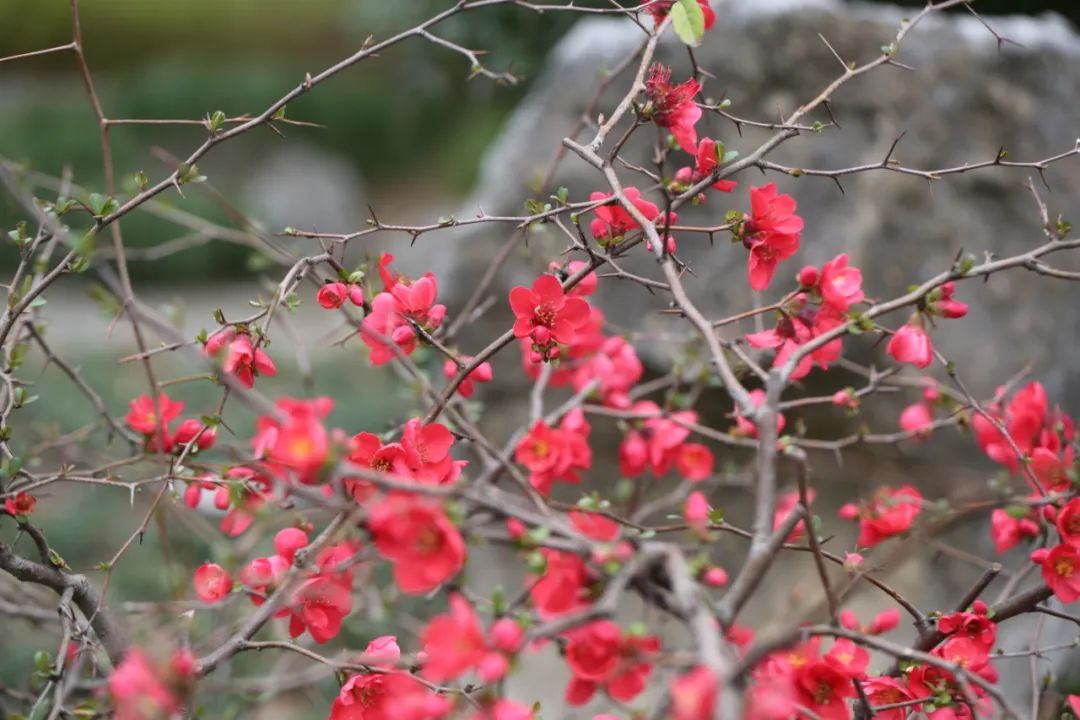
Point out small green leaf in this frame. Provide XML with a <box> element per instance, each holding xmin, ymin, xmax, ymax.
<box><xmin>87</xmin><ymin>193</ymin><xmax>118</xmax><ymax>218</ymax></box>
<box><xmin>177</xmin><ymin>163</ymin><xmax>206</xmax><ymax>185</ymax></box>
<box><xmin>8</xmin><ymin>343</ymin><xmax>27</xmax><ymax>370</ymax></box>
<box><xmin>7</xmin><ymin>221</ymin><xmax>27</xmax><ymax>246</ymax></box>
<box><xmin>671</xmin><ymin>0</ymin><xmax>706</xmax><ymax>47</ymax></box>
<box><xmin>208</xmin><ymin>110</ymin><xmax>226</xmax><ymax>133</ymax></box>
<box><xmin>33</xmin><ymin>650</ymin><xmax>51</xmax><ymax>672</ymax></box>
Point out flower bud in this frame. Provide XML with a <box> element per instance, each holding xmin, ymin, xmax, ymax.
<box><xmin>183</xmin><ymin>483</ymin><xmax>202</xmax><ymax>509</ymax></box>
<box><xmin>478</xmin><ymin>653</ymin><xmax>509</xmax><ymax>682</ymax></box>
<box><xmin>213</xmin><ymin>485</ymin><xmax>230</xmax><ymax>510</ymax></box>
<box><xmin>797</xmin><ymin>265</ymin><xmax>819</xmax><ymax>288</ymax></box>
<box><xmin>317</xmin><ymin>283</ymin><xmax>348</xmax><ymax>309</ymax></box>
<box><xmin>490</xmin><ymin>618</ymin><xmax>524</xmax><ymax>653</ymax></box>
<box><xmin>274</xmin><ymin>527</ymin><xmax>309</xmax><ymax>563</ymax></box>
<box><xmin>703</xmin><ymin>567</ymin><xmax>728</xmax><ymax>587</ymax></box>
<box><xmin>869</xmin><ymin>608</ymin><xmax>900</xmax><ymax>634</ymax></box>
<box><xmin>843</xmin><ymin>552</ymin><xmax>864</xmax><ymax>573</ymax></box>
<box><xmin>391</xmin><ymin>325</ymin><xmax>415</xmax><ymax>346</ymax></box>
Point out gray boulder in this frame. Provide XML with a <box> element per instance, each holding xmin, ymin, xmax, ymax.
<box><xmin>439</xmin><ymin>0</ymin><xmax>1080</xmax><ymax>423</ymax></box>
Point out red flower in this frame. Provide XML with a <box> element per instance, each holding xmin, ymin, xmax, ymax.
<box><xmin>644</xmin><ymin>64</ymin><xmax>702</xmax><ymax>153</ymax></box>
<box><xmin>4</xmin><ymin>491</ymin><xmax>36</xmax><ymax>517</ymax></box>
<box><xmin>193</xmin><ymin>563</ymin><xmax>232</xmax><ymax>604</ymax></box>
<box><xmin>202</xmin><ymin>327</ymin><xmax>235</xmax><ymax>358</ymax></box>
<box><xmin>252</xmin><ymin>396</ymin><xmax>333</xmax><ymax>485</ymax></box>
<box><xmin>670</xmin><ymin>666</ymin><xmax>718</xmax><ymax>720</ymax></box>
<box><xmin>674</xmin><ymin>138</ymin><xmax>738</xmax><ymax>198</ymax></box>
<box><xmin>550</xmin><ymin>259</ymin><xmax>598</xmax><ymax>297</ymax></box>
<box><xmin>509</xmin><ymin>274</ymin><xmax>591</xmax><ymax>363</ymax></box>
<box><xmin>421</xmin><ymin>594</ymin><xmax>488</xmax><ymax>681</ymax></box>
<box><xmin>223</xmin><ymin>334</ymin><xmax>277</xmax><ymax>388</ymax></box>
<box><xmin>564</xmin><ymin>620</ymin><xmax>659</xmax><ymax>705</ymax></box>
<box><xmin>675</xmin><ymin>443</ymin><xmax>714</xmax><ymax>481</ymax></box>
<box><xmin>774</xmin><ymin>489</ymin><xmax>809</xmax><ymax>542</ymax></box>
<box><xmin>401</xmin><ymin>417</ymin><xmax>458</xmax><ymax>485</ymax></box>
<box><xmin>530</xmin><ymin>549</ymin><xmax>589</xmax><ymax>617</ymax></box>
<box><xmin>317</xmin><ymin>282</ymin><xmax>364</xmax><ymax>309</ymax></box>
<box><xmin>216</xmin><ymin>467</ymin><xmax>272</xmax><ymax>537</ymax></box>
<box><xmin>275</xmin><ymin>527</ymin><xmax>310</xmax><ymax>563</ymax></box>
<box><xmin>569</xmin><ymin>510</ymin><xmax>620</xmax><ymax>542</ymax></box>
<box><xmin>287</xmin><ymin>541</ymin><xmax>356</xmax><ymax>644</ymax></box>
<box><xmin>1058</xmin><ymin>497</ymin><xmax>1080</xmax><ymax>547</ymax></box>
<box><xmin>793</xmin><ymin>658</ymin><xmax>856</xmax><ymax>720</ymax></box>
<box><xmin>515</xmin><ymin>413</ymin><xmax>592</xmax><ymax>495</ymax></box>
<box><xmin>589</xmin><ymin>188</ymin><xmax>661</xmax><ymax>246</ymax></box>
<box><xmin>862</xmin><ymin>677</ymin><xmax>919</xmax><ymax>720</ymax></box>
<box><xmin>742</xmin><ymin>183</ymin><xmax>803</xmax><ymax>291</ymax></box>
<box><xmin>839</xmin><ymin>485</ymin><xmax>922</xmax><ymax>548</ymax></box>
<box><xmin>330</xmin><ymin>671</ymin><xmax>449</xmax><ymax>720</ymax></box>
<box><xmin>746</xmin><ymin>315</ymin><xmax>814</xmax><ymax>380</ymax></box>
<box><xmin>618</xmin><ymin>401</ymin><xmax>702</xmax><ymax>478</ymax></box>
<box><xmin>684</xmin><ymin>491</ymin><xmax>710</xmax><ymax>538</ymax></box>
<box><xmin>899</xmin><ymin>402</ymin><xmax>934</xmax><ymax>439</ymax></box>
<box><xmin>107</xmin><ymin>649</ymin><xmax>187</xmax><ymax>720</ymax></box>
<box><xmin>733</xmin><ymin>389</ymin><xmax>787</xmax><ymax>438</ymax></box>
<box><xmin>818</xmin><ymin>253</ymin><xmax>864</xmax><ymax>313</ymax></box>
<box><xmin>173</xmin><ymin>419</ymin><xmax>216</xmax><ymax>450</ymax></box>
<box><xmin>990</xmin><ymin>507</ymin><xmax>1039</xmax><ymax>554</ymax></box>
<box><xmin>1032</xmin><ymin>544</ymin><xmax>1080</xmax><ymax>603</ymax></box>
<box><xmin>469</xmin><ymin>700</ymin><xmax>533</xmax><ymax>720</ymax></box>
<box><xmin>887</xmin><ymin>319</ymin><xmax>933</xmax><ymax>369</ymax></box>
<box><xmin>369</xmin><ymin>493</ymin><xmax>466</xmax><ymax>594</ymax></box>
<box><xmin>928</xmin><ymin>281</ymin><xmax>968</xmax><ymax>318</ymax></box>
<box><xmin>938</xmin><ymin>601</ymin><xmax>996</xmax><ymax>649</ymax></box>
<box><xmin>443</xmin><ymin>357</ymin><xmax>493</xmax><ymax>398</ymax></box>
<box><xmin>361</xmin><ymin>292</ymin><xmax>416</xmax><ymax>365</ymax></box>
<box><xmin>126</xmin><ymin>392</ymin><xmax>184</xmax><ymax>445</ymax></box>
<box><xmin>824</xmin><ymin>638</ymin><xmax>869</xmax><ymax>676</ymax></box>
<box><xmin>349</xmin><ymin>432</ymin><xmax>409</xmax><ymax>475</ymax></box>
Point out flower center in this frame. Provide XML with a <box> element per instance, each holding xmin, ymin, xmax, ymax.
<box><xmin>534</xmin><ymin>304</ymin><xmax>557</xmax><ymax>327</ymax></box>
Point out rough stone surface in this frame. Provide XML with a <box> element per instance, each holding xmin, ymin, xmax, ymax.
<box><xmin>438</xmin><ymin>0</ymin><xmax>1080</xmax><ymax>423</ymax></box>
<box><xmin>435</xmin><ymin>2</ymin><xmax>1080</xmax><ymax>710</ymax></box>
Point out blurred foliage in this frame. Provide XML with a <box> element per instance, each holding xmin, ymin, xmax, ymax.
<box><xmin>0</xmin><ymin>0</ymin><xmax>1076</xmax><ymax>283</ymax></box>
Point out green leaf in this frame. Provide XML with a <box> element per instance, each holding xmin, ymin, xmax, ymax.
<box><xmin>209</xmin><ymin>110</ymin><xmax>226</xmax><ymax>133</ymax></box>
<box><xmin>33</xmin><ymin>650</ymin><xmax>51</xmax><ymax>672</ymax></box>
<box><xmin>87</xmin><ymin>193</ymin><xmax>117</xmax><ymax>218</ymax></box>
<box><xmin>8</xmin><ymin>221</ymin><xmax>27</xmax><ymax>246</ymax></box>
<box><xmin>8</xmin><ymin>343</ymin><xmax>27</xmax><ymax>371</ymax></box>
<box><xmin>671</xmin><ymin>0</ymin><xmax>706</xmax><ymax>47</ymax></box>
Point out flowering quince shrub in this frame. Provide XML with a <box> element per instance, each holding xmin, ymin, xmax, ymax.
<box><xmin>3</xmin><ymin>4</ymin><xmax>1080</xmax><ymax>720</ymax></box>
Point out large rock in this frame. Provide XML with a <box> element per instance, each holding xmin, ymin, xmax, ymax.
<box><xmin>434</xmin><ymin>2</ymin><xmax>1080</xmax><ymax>711</ymax></box>
<box><xmin>437</xmin><ymin>0</ymin><xmax>1080</xmax><ymax>422</ymax></box>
